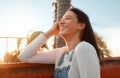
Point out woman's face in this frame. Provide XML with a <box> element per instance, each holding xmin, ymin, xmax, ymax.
<box><xmin>59</xmin><ymin>10</ymin><xmax>83</xmax><ymax>37</ymax></box>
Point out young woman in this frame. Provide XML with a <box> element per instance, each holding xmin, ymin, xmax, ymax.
<box><xmin>18</xmin><ymin>7</ymin><xmax>100</xmax><ymax>78</ymax></box>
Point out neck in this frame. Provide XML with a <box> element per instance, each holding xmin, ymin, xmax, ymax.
<box><xmin>64</xmin><ymin>35</ymin><xmax>81</xmax><ymax>53</ymax></box>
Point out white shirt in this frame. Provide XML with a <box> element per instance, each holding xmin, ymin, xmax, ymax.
<box><xmin>18</xmin><ymin>33</ymin><xmax>100</xmax><ymax>78</ymax></box>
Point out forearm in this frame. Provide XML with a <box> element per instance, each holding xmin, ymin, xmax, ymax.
<box><xmin>18</xmin><ymin>33</ymin><xmax>47</xmax><ymax>62</ymax></box>
<box><xmin>45</xmin><ymin>29</ymin><xmax>55</xmax><ymax>39</ymax></box>
<box><xmin>18</xmin><ymin>22</ymin><xmax>59</xmax><ymax>62</ymax></box>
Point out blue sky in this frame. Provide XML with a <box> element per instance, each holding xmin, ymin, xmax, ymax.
<box><xmin>0</xmin><ymin>0</ymin><xmax>120</xmax><ymax>57</ymax></box>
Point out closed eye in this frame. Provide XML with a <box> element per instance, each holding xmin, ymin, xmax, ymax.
<box><xmin>65</xmin><ymin>17</ymin><xmax>71</xmax><ymax>20</ymax></box>
<box><xmin>64</xmin><ymin>15</ymin><xmax>72</xmax><ymax>20</ymax></box>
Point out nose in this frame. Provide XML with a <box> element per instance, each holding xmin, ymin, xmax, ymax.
<box><xmin>59</xmin><ymin>18</ymin><xmax>65</xmax><ymax>25</ymax></box>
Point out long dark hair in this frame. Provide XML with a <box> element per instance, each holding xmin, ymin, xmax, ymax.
<box><xmin>70</xmin><ymin>7</ymin><xmax>100</xmax><ymax>59</ymax></box>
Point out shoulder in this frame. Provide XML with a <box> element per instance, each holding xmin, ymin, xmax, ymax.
<box><xmin>76</xmin><ymin>41</ymin><xmax>95</xmax><ymax>51</ymax></box>
<box><xmin>72</xmin><ymin>41</ymin><xmax>100</xmax><ymax>78</ymax></box>
<box><xmin>74</xmin><ymin>41</ymin><xmax>97</xmax><ymax>57</ymax></box>
<box><xmin>73</xmin><ymin>41</ymin><xmax>99</xmax><ymax>65</ymax></box>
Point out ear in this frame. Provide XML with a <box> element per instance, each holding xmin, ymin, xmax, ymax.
<box><xmin>78</xmin><ymin>23</ymin><xmax>85</xmax><ymax>30</ymax></box>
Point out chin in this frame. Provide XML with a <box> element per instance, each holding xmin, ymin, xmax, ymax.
<box><xmin>59</xmin><ymin>31</ymin><xmax>65</xmax><ymax>35</ymax></box>
<box><xmin>59</xmin><ymin>32</ymin><xmax>64</xmax><ymax>36</ymax></box>
<box><xmin>59</xmin><ymin>31</ymin><xmax>68</xmax><ymax>36</ymax></box>
<box><xmin>59</xmin><ymin>33</ymin><xmax>66</xmax><ymax>38</ymax></box>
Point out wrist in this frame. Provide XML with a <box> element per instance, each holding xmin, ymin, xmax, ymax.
<box><xmin>45</xmin><ymin>29</ymin><xmax>54</xmax><ymax>39</ymax></box>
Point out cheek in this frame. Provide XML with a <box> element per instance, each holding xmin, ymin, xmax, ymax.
<box><xmin>68</xmin><ymin>19</ymin><xmax>79</xmax><ymax>30</ymax></box>
<box><xmin>68</xmin><ymin>23</ymin><xmax>78</xmax><ymax>31</ymax></box>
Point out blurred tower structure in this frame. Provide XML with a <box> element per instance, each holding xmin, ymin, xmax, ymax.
<box><xmin>54</xmin><ymin>0</ymin><xmax>71</xmax><ymax>48</ymax></box>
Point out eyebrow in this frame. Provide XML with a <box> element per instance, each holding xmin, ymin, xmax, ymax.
<box><xmin>65</xmin><ymin>15</ymin><xmax>73</xmax><ymax>18</ymax></box>
<box><xmin>63</xmin><ymin>15</ymin><xmax>73</xmax><ymax>19</ymax></box>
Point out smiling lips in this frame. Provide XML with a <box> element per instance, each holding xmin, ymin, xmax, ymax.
<box><xmin>60</xmin><ymin>26</ymin><xmax>67</xmax><ymax>31</ymax></box>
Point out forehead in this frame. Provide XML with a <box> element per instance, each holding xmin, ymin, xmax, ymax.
<box><xmin>63</xmin><ymin>10</ymin><xmax>77</xmax><ymax>18</ymax></box>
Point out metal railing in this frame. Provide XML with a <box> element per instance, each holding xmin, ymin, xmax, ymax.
<box><xmin>0</xmin><ymin>36</ymin><xmax>27</xmax><ymax>63</ymax></box>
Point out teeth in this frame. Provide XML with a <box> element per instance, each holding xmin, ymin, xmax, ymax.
<box><xmin>60</xmin><ymin>27</ymin><xmax>66</xmax><ymax>30</ymax></box>
<box><xmin>60</xmin><ymin>26</ymin><xmax>67</xmax><ymax>28</ymax></box>
<box><xmin>61</xmin><ymin>26</ymin><xmax>66</xmax><ymax>28</ymax></box>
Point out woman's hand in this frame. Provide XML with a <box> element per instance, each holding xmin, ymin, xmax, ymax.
<box><xmin>45</xmin><ymin>22</ymin><xmax>59</xmax><ymax>39</ymax></box>
<box><xmin>50</xmin><ymin>22</ymin><xmax>59</xmax><ymax>35</ymax></box>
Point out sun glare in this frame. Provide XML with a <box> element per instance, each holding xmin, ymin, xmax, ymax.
<box><xmin>102</xmin><ymin>26</ymin><xmax>120</xmax><ymax>57</ymax></box>
<box><xmin>0</xmin><ymin>5</ymin><xmax>33</xmax><ymax>57</ymax></box>
<box><xmin>107</xmin><ymin>38</ymin><xmax>120</xmax><ymax>56</ymax></box>
<box><xmin>2</xmin><ymin>7</ymin><xmax>31</xmax><ymax>37</ymax></box>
